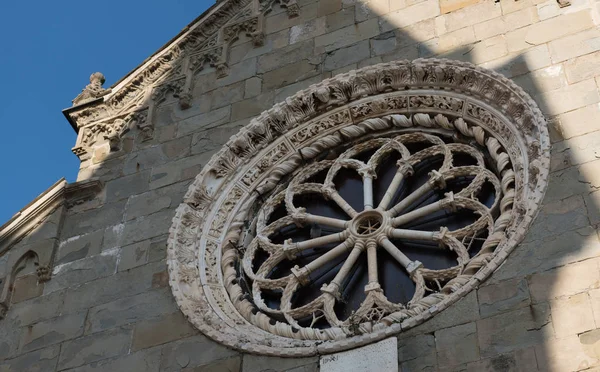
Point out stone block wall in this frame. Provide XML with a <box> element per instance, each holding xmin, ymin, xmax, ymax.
<box><xmin>3</xmin><ymin>0</ymin><xmax>600</xmax><ymax>370</ymax></box>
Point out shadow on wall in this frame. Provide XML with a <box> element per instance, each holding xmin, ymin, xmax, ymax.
<box><xmin>0</xmin><ymin>0</ymin><xmax>599</xmax><ymax>371</ymax></box>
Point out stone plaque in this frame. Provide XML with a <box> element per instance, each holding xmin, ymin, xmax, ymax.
<box><xmin>319</xmin><ymin>337</ymin><xmax>398</xmax><ymax>372</ymax></box>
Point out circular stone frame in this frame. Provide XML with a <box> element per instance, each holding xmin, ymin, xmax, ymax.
<box><xmin>167</xmin><ymin>59</ymin><xmax>550</xmax><ymax>356</ymax></box>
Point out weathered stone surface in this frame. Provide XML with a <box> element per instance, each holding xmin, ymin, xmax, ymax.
<box><xmin>549</xmin><ymin>28</ymin><xmax>600</xmax><ymax>63</ymax></box>
<box><xmin>57</xmin><ymin>327</ymin><xmax>132</xmax><ymax>370</ymax></box>
<box><xmin>325</xmin><ymin>6</ymin><xmax>355</xmax><ymax>33</ymax></box>
<box><xmin>19</xmin><ymin>311</ymin><xmax>86</xmax><ymax>352</ymax></box>
<box><xmin>538</xmin><ymin>333</ymin><xmax>600</xmax><ymax>371</ymax></box>
<box><xmin>528</xmin><ymin>258</ymin><xmax>600</xmax><ymax>303</ymax></box>
<box><xmin>436</xmin><ymin>323</ymin><xmax>479</xmax><ymax>366</ymax></box>
<box><xmin>45</xmin><ymin>250</ymin><xmax>118</xmax><ymax>294</ymax></box>
<box><xmin>86</xmin><ymin>289</ymin><xmax>177</xmax><ymax>334</ymax></box>
<box><xmin>176</xmin><ymin>106</ymin><xmax>231</xmax><ymax>137</ymax></box>
<box><xmin>436</xmin><ymin>1</ymin><xmax>501</xmax><ymax>35</ymax></box>
<box><xmin>186</xmin><ymin>356</ymin><xmax>241</xmax><ymax>372</ymax></box>
<box><xmin>230</xmin><ymin>91</ymin><xmax>275</xmax><ymax>122</ymax></box>
<box><xmin>124</xmin><ymin>180</ymin><xmax>188</xmax><ymax>221</ymax></box>
<box><xmin>0</xmin><ymin>317</ymin><xmax>24</xmax><ymax>359</ymax></box>
<box><xmin>477</xmin><ymin>304</ymin><xmax>552</xmax><ymax>358</ymax></box>
<box><xmin>105</xmin><ymin>170</ymin><xmax>151</xmax><ymax>203</ymax></box>
<box><xmin>122</xmin><ymin>145</ymin><xmax>168</xmax><ymax>176</ymax></box>
<box><xmin>62</xmin><ymin>261</ymin><xmax>163</xmax><ymax>311</ymax></box>
<box><xmin>258</xmin><ymin>40</ymin><xmax>315</xmax><ymax>73</ymax></box>
<box><xmin>478</xmin><ymin>278</ymin><xmax>531</xmax><ymax>318</ymax></box>
<box><xmin>557</xmin><ymin>103</ymin><xmax>600</xmax><ymax>140</ymax></box>
<box><xmin>381</xmin><ymin>0</ymin><xmax>440</xmax><ymax>29</ymax></box>
<box><xmin>7</xmin><ymin>290</ymin><xmax>65</xmax><ymax>326</ymax></box>
<box><xmin>439</xmin><ymin>0</ymin><xmax>480</xmax><ymax>14</ymax></box>
<box><xmin>405</xmin><ymin>292</ymin><xmax>480</xmax><ymax>336</ymax></box>
<box><xmin>290</xmin><ymin>17</ymin><xmax>326</xmax><ymax>45</ymax></box>
<box><xmin>551</xmin><ymin>131</ymin><xmax>600</xmax><ymax>173</ymax></box>
<box><xmin>263</xmin><ymin>60</ymin><xmax>321</xmax><ymax>90</ymax></box>
<box><xmin>62</xmin><ymin>200</ymin><xmax>127</xmax><ymax>238</ymax></box>
<box><xmin>11</xmin><ymin>274</ymin><xmax>43</xmax><ymax>303</ymax></box>
<box><xmin>323</xmin><ymin>40</ymin><xmax>371</xmax><ymax>71</ymax></box>
<box><xmin>468</xmin><ymin>35</ymin><xmax>508</xmax><ymax>64</ymax></box>
<box><xmin>480</xmin><ymin>44</ymin><xmax>551</xmax><ymax>78</ymax></box>
<box><xmin>397</xmin><ymin>334</ymin><xmax>436</xmax><ymax>369</ymax></box>
<box><xmin>118</xmin><ymin>240</ymin><xmax>149</xmax><ymax>271</ymax></box>
<box><xmin>273</xmin><ymin>72</ymin><xmax>331</xmax><ymax>102</ymax></box>
<box><xmin>315</xmin><ymin>18</ymin><xmax>379</xmax><ymax>52</ymax></box>
<box><xmin>523</xmin><ymin>194</ymin><xmax>589</xmax><ymax>242</ymax></box>
<box><xmin>320</xmin><ymin>338</ymin><xmax>398</xmax><ymax>372</ymax></box>
<box><xmin>191</xmin><ymin>124</ymin><xmax>243</xmax><ymax>156</ymax></box>
<box><xmin>0</xmin><ymin>345</ymin><xmax>60</xmax><ymax>372</ymax></box>
<box><xmin>64</xmin><ymin>348</ymin><xmax>161</xmax><ymax>372</ymax></box>
<box><xmin>370</xmin><ymin>32</ymin><xmax>397</xmax><ymax>56</ymax></box>
<box><xmin>159</xmin><ymin>335</ymin><xmax>238</xmax><ymax>372</ymax></box>
<box><xmin>56</xmin><ymin>229</ymin><xmax>103</xmax><ymax>265</ymax></box>
<box><xmin>540</xmin><ymin>77</ymin><xmax>599</xmax><ymax>114</ymax></box>
<box><xmin>513</xmin><ymin>64</ymin><xmax>568</xmax><ymax>96</ymax></box>
<box><xmin>506</xmin><ymin>10</ymin><xmax>594</xmax><ymax>52</ymax></box>
<box><xmin>465</xmin><ymin>347</ymin><xmax>539</xmax><ymax>372</ymax></box>
<box><xmin>243</xmin><ymin>355</ymin><xmax>319</xmax><ymax>372</ymax></box>
<box><xmin>264</xmin><ymin>2</ymin><xmax>318</xmax><ymax>34</ymax></box>
<box><xmin>500</xmin><ymin>0</ymin><xmax>533</xmax><ymax>14</ymax></box>
<box><xmin>244</xmin><ymin>76</ymin><xmax>262</xmax><ymax>98</ymax></box>
<box><xmin>474</xmin><ymin>7</ymin><xmax>538</xmax><ymax>40</ymax></box>
<box><xmin>550</xmin><ymin>292</ymin><xmax>595</xmax><ymax>337</ymax></box>
<box><xmin>131</xmin><ymin>311</ymin><xmax>197</xmax><ymax>351</ymax></box>
<box><xmin>394</xmin><ymin>19</ymin><xmax>435</xmax><ymax>48</ymax></box>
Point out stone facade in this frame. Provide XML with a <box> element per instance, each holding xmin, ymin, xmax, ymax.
<box><xmin>2</xmin><ymin>0</ymin><xmax>600</xmax><ymax>370</ymax></box>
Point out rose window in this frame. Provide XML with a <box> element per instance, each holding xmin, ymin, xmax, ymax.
<box><xmin>245</xmin><ymin>132</ymin><xmax>504</xmax><ymax>335</ymax></box>
<box><xmin>167</xmin><ymin>59</ymin><xmax>550</xmax><ymax>356</ymax></box>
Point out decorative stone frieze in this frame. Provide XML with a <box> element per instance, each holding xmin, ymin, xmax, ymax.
<box><xmin>167</xmin><ymin>59</ymin><xmax>550</xmax><ymax>356</ymax></box>
<box><xmin>65</xmin><ymin>0</ymin><xmax>299</xmax><ymax>160</ymax></box>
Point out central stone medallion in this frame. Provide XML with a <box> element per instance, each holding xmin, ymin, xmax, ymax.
<box><xmin>351</xmin><ymin>210</ymin><xmax>386</xmax><ymax>238</ymax></box>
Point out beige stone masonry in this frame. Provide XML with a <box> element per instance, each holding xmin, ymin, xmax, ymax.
<box><xmin>314</xmin><ymin>18</ymin><xmax>379</xmax><ymax>52</ymax></box>
<box><xmin>535</xmin><ymin>78</ymin><xmax>599</xmax><ymax>116</ymax></box>
<box><xmin>529</xmin><ymin>258</ymin><xmax>600</xmax><ymax>303</ymax></box>
<box><xmin>439</xmin><ymin>0</ymin><xmax>480</xmax><ymax>14</ymax></box>
<box><xmin>565</xmin><ymin>49</ymin><xmax>600</xmax><ymax>83</ymax></box>
<box><xmin>435</xmin><ymin>1</ymin><xmax>501</xmax><ymax>35</ymax></box>
<box><xmin>554</xmin><ymin>103</ymin><xmax>600</xmax><ymax>139</ymax></box>
<box><xmin>550</xmin><ymin>293</ymin><xmax>596</xmax><ymax>338</ymax></box>
<box><xmin>549</xmin><ymin>28</ymin><xmax>600</xmax><ymax>63</ymax></box>
<box><xmin>382</xmin><ymin>0</ymin><xmax>440</xmax><ymax>28</ymax></box>
<box><xmin>474</xmin><ymin>7</ymin><xmax>539</xmax><ymax>40</ymax></box>
<box><xmin>506</xmin><ymin>10</ymin><xmax>594</xmax><ymax>52</ymax></box>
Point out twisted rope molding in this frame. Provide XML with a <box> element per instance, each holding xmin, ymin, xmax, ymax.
<box><xmin>167</xmin><ymin>59</ymin><xmax>550</xmax><ymax>356</ymax></box>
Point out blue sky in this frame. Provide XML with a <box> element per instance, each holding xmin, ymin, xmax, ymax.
<box><xmin>0</xmin><ymin>1</ymin><xmax>213</xmax><ymax>223</ymax></box>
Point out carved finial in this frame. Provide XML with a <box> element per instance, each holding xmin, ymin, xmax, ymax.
<box><xmin>72</xmin><ymin>72</ymin><xmax>111</xmax><ymax>106</ymax></box>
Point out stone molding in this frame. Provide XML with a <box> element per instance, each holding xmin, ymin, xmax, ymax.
<box><xmin>167</xmin><ymin>59</ymin><xmax>551</xmax><ymax>356</ymax></box>
<box><xmin>0</xmin><ymin>178</ymin><xmax>103</xmax><ymax>319</ymax></box>
<box><xmin>64</xmin><ymin>0</ymin><xmax>299</xmax><ymax>161</ymax></box>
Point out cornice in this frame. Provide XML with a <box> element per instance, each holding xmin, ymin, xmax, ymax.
<box><xmin>62</xmin><ymin>0</ymin><xmax>299</xmax><ymax>161</ymax></box>
<box><xmin>0</xmin><ymin>179</ymin><xmax>103</xmax><ymax>252</ymax></box>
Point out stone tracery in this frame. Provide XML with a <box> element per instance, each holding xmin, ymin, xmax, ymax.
<box><xmin>167</xmin><ymin>59</ymin><xmax>550</xmax><ymax>356</ymax></box>
<box><xmin>243</xmin><ymin>130</ymin><xmax>508</xmax><ymax>334</ymax></box>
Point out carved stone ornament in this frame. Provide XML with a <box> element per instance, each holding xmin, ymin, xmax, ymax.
<box><xmin>167</xmin><ymin>59</ymin><xmax>550</xmax><ymax>356</ymax></box>
<box><xmin>72</xmin><ymin>72</ymin><xmax>111</xmax><ymax>106</ymax></box>
<box><xmin>66</xmin><ymin>0</ymin><xmax>300</xmax><ymax>159</ymax></box>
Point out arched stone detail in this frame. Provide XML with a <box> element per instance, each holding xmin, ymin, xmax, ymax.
<box><xmin>167</xmin><ymin>59</ymin><xmax>550</xmax><ymax>356</ymax></box>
